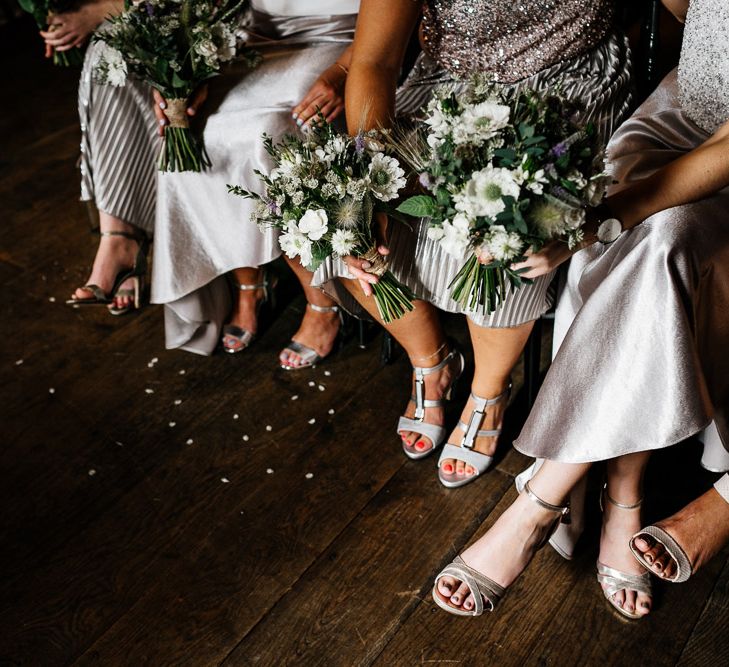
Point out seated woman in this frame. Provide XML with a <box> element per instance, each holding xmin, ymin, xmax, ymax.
<box><xmin>152</xmin><ymin>0</ymin><xmax>358</xmax><ymax>359</ymax></box>
<box><xmin>433</xmin><ymin>0</ymin><xmax>729</xmax><ymax>620</ymax></box>
<box><xmin>313</xmin><ymin>0</ymin><xmax>633</xmax><ymax>487</ymax></box>
<box><xmin>44</xmin><ymin>0</ymin><xmax>158</xmax><ymax>315</ymax></box>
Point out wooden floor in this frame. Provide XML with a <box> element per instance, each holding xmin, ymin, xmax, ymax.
<box><xmin>2</xmin><ymin>19</ymin><xmax>728</xmax><ymax>667</ymax></box>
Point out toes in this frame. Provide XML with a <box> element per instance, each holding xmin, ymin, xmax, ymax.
<box><xmin>643</xmin><ymin>543</ymin><xmax>664</xmax><ymax>566</ymax></box>
<box><xmin>437</xmin><ymin>575</ymin><xmax>457</xmax><ymax>598</ymax></box>
<box><xmin>636</xmin><ymin>591</ymin><xmax>652</xmax><ymax>615</ymax></box>
<box><xmin>441</xmin><ymin>458</ymin><xmax>455</xmax><ymax>474</ymax></box>
<box><xmin>462</xmin><ymin>592</ymin><xmax>475</xmax><ymax>611</ymax></box>
<box><xmin>455</xmin><ymin>459</ymin><xmax>466</xmax><ymax>476</ymax></box>
<box><xmin>623</xmin><ymin>589</ymin><xmax>637</xmax><ymax>614</ymax></box>
<box><xmin>653</xmin><ymin>552</ymin><xmax>673</xmax><ymax>576</ymax></box>
<box><xmin>465</xmin><ymin>464</ymin><xmax>475</xmax><ymax>476</ymax></box>
<box><xmin>413</xmin><ymin>437</ymin><xmax>432</xmax><ymax>453</ymax></box>
<box><xmin>663</xmin><ymin>557</ymin><xmax>678</xmax><ymax>580</ymax></box>
<box><xmin>632</xmin><ymin>535</ymin><xmax>654</xmax><ymax>555</ymax></box>
<box><xmin>611</xmin><ymin>588</ymin><xmax>625</xmax><ymax>609</ymax></box>
<box><xmin>400</xmin><ymin>431</ymin><xmax>414</xmax><ymax>447</ymax></box>
<box><xmin>450</xmin><ymin>582</ymin><xmax>471</xmax><ymax>608</ymax></box>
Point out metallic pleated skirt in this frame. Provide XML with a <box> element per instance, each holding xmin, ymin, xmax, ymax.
<box><xmin>151</xmin><ymin>12</ymin><xmax>356</xmax><ymax>355</ymax></box>
<box><xmin>313</xmin><ymin>31</ymin><xmax>634</xmax><ymax>327</ymax></box>
<box><xmin>78</xmin><ymin>39</ymin><xmax>158</xmax><ymax>234</ymax></box>
<box><xmin>514</xmin><ymin>69</ymin><xmax>729</xmax><ymax>471</ymax></box>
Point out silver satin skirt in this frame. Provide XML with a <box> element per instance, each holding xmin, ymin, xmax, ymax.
<box><xmin>313</xmin><ymin>31</ymin><xmax>634</xmax><ymax>327</ymax></box>
<box><xmin>151</xmin><ymin>11</ymin><xmax>356</xmax><ymax>355</ymax></box>
<box><xmin>514</xmin><ymin>69</ymin><xmax>729</xmax><ymax>476</ymax></box>
<box><xmin>79</xmin><ymin>38</ymin><xmax>158</xmax><ymax>234</ymax></box>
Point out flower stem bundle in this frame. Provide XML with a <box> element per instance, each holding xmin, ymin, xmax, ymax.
<box><xmin>396</xmin><ymin>76</ymin><xmax>609</xmax><ymax>313</ymax></box>
<box><xmin>229</xmin><ymin>120</ymin><xmax>414</xmax><ymax>323</ymax></box>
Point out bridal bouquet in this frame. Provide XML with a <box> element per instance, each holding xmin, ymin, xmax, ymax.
<box><xmin>94</xmin><ymin>0</ymin><xmax>257</xmax><ymax>172</ymax></box>
<box><xmin>229</xmin><ymin>121</ymin><xmax>415</xmax><ymax>323</ymax></box>
<box><xmin>19</xmin><ymin>0</ymin><xmax>85</xmax><ymax>67</ymax></box>
<box><xmin>396</xmin><ymin>76</ymin><xmax>609</xmax><ymax>313</ymax></box>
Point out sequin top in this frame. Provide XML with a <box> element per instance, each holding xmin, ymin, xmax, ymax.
<box><xmin>420</xmin><ymin>0</ymin><xmax>613</xmax><ymax>83</ymax></box>
<box><xmin>678</xmin><ymin>0</ymin><xmax>729</xmax><ymax>134</ymax></box>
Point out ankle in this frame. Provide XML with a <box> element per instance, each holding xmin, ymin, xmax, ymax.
<box><xmin>409</xmin><ymin>340</ymin><xmax>449</xmax><ymax>368</ymax></box>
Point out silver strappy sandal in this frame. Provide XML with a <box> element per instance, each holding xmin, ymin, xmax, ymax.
<box><xmin>437</xmin><ymin>383</ymin><xmax>511</xmax><ymax>488</ymax></box>
<box><xmin>432</xmin><ymin>480</ymin><xmax>570</xmax><ymax>616</ymax></box>
<box><xmin>222</xmin><ymin>272</ymin><xmax>276</xmax><ymax>354</ymax></box>
<box><xmin>629</xmin><ymin>525</ymin><xmax>693</xmax><ymax>584</ymax></box>
<box><xmin>67</xmin><ymin>230</ymin><xmax>149</xmax><ymax>311</ymax></box>
<box><xmin>280</xmin><ymin>303</ymin><xmax>342</xmax><ymax>370</ymax></box>
<box><xmin>398</xmin><ymin>346</ymin><xmax>465</xmax><ymax>460</ymax></box>
<box><xmin>597</xmin><ymin>487</ymin><xmax>653</xmax><ymax>620</ymax></box>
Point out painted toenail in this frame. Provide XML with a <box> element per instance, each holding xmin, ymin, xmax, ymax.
<box><xmin>415</xmin><ymin>441</ymin><xmax>425</xmax><ymax>450</ymax></box>
<box><xmin>451</xmin><ymin>596</ymin><xmax>459</xmax><ymax>603</ymax></box>
<box><xmin>443</xmin><ymin>464</ymin><xmax>453</xmax><ymax>473</ymax></box>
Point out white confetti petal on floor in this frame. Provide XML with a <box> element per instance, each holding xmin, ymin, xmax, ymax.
<box><xmin>151</xmin><ymin>357</ymin><xmax>159</xmax><ymax>363</ymax></box>
<box><xmin>88</xmin><ymin>469</ymin><xmax>96</xmax><ymax>476</ymax></box>
<box><xmin>221</xmin><ymin>477</ymin><xmax>230</xmax><ymax>484</ymax></box>
<box><xmin>305</xmin><ymin>473</ymin><xmax>314</xmax><ymax>479</ymax></box>
<box><xmin>147</xmin><ymin>363</ymin><xmax>154</xmax><ymax>368</ymax></box>
<box><xmin>186</xmin><ymin>438</ymin><xmax>194</xmax><ymax>445</ymax></box>
<box><xmin>174</xmin><ymin>399</ymin><xmax>182</xmax><ymax>405</ymax></box>
<box><xmin>169</xmin><ymin>422</ymin><xmax>176</xmax><ymax>428</ymax></box>
<box><xmin>324</xmin><ymin>370</ymin><xmax>331</xmax><ymax>376</ymax></box>
<box><xmin>308</xmin><ymin>381</ymin><xmax>315</xmax><ymax>387</ymax></box>
<box><xmin>328</xmin><ymin>408</ymin><xmax>335</xmax><ymax>415</ymax></box>
<box><xmin>265</xmin><ymin>425</ymin><xmax>272</xmax><ymax>431</ymax></box>
<box><xmin>318</xmin><ymin>385</ymin><xmax>325</xmax><ymax>391</ymax></box>
<box><xmin>291</xmin><ymin>395</ymin><xmax>299</xmax><ymax>401</ymax></box>
<box><xmin>48</xmin><ymin>388</ymin><xmax>55</xmax><ymax>394</ymax></box>
<box><xmin>242</xmin><ymin>435</ymin><xmax>249</xmax><ymax>441</ymax></box>
<box><xmin>233</xmin><ymin>414</ymin><xmax>239</xmax><ymax>420</ymax></box>
<box><xmin>308</xmin><ymin>418</ymin><xmax>316</xmax><ymax>425</ymax></box>
<box><xmin>179</xmin><ymin>370</ymin><xmax>186</xmax><ymax>375</ymax></box>
<box><xmin>48</xmin><ymin>297</ymin><xmax>56</xmax><ymax>302</ymax></box>
<box><xmin>116</xmin><ymin>441</ymin><xmax>124</xmax><ymax>447</ymax></box>
<box><xmin>15</xmin><ymin>359</ymin><xmax>23</xmax><ymax>365</ymax></box>
<box><xmin>266</xmin><ymin>468</ymin><xmax>274</xmax><ymax>474</ymax></box>
<box><xmin>145</xmin><ymin>388</ymin><xmax>154</xmax><ymax>394</ymax></box>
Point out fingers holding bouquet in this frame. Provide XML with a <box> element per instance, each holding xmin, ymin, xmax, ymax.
<box><xmin>293</xmin><ymin>51</ymin><xmax>351</xmax><ymax>129</ymax></box>
<box><xmin>39</xmin><ymin>1</ymin><xmax>108</xmax><ymax>52</ymax></box>
<box><xmin>509</xmin><ymin>241</ymin><xmax>574</xmax><ymax>280</ymax></box>
<box><xmin>153</xmin><ymin>85</ymin><xmax>209</xmax><ymax>137</ymax></box>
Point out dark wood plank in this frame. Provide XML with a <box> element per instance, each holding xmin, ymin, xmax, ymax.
<box><xmin>66</xmin><ymin>357</ymin><xmax>419</xmax><ymax>666</ymax></box>
<box><xmin>677</xmin><ymin>550</ymin><xmax>729</xmax><ymax>666</ymax></box>
<box><xmin>222</xmin><ymin>467</ymin><xmax>513</xmax><ymax>666</ymax></box>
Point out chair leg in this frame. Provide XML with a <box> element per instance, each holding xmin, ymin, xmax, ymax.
<box><xmin>380</xmin><ymin>331</ymin><xmax>395</xmax><ymax>365</ymax></box>
<box><xmin>524</xmin><ymin>318</ymin><xmax>544</xmax><ymax>408</ymax></box>
<box><xmin>357</xmin><ymin>320</ymin><xmax>367</xmax><ymax>349</ymax></box>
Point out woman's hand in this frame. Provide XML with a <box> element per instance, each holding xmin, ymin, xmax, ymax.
<box><xmin>343</xmin><ymin>212</ymin><xmax>390</xmax><ymax>296</ymax></box>
<box><xmin>292</xmin><ymin>64</ymin><xmax>347</xmax><ymax>128</ymax></box>
<box><xmin>510</xmin><ymin>240</ymin><xmax>575</xmax><ymax>280</ymax></box>
<box><xmin>39</xmin><ymin>1</ymin><xmax>116</xmax><ymax>55</ymax></box>
<box><xmin>152</xmin><ymin>86</ymin><xmax>208</xmax><ymax>136</ymax></box>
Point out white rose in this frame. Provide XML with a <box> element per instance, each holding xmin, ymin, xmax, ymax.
<box><xmin>298</xmin><ymin>209</ymin><xmax>329</xmax><ymax>241</ymax></box>
<box><xmin>195</xmin><ymin>39</ymin><xmax>218</xmax><ymax>59</ymax></box>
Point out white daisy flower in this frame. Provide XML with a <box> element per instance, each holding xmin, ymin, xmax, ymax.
<box><xmin>454</xmin><ymin>166</ymin><xmax>521</xmax><ymax>220</ymax></box>
<box><xmin>367</xmin><ymin>153</ymin><xmax>406</xmax><ymax>202</ymax></box>
<box><xmin>331</xmin><ymin>229</ymin><xmax>357</xmax><ymax>256</ymax></box>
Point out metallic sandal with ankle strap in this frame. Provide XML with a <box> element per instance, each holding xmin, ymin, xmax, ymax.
<box><xmin>432</xmin><ymin>480</ymin><xmax>570</xmax><ymax>616</ymax></box>
<box><xmin>437</xmin><ymin>383</ymin><xmax>511</xmax><ymax>488</ymax></box>
<box><xmin>67</xmin><ymin>231</ymin><xmax>149</xmax><ymax>310</ymax></box>
<box><xmin>629</xmin><ymin>525</ymin><xmax>693</xmax><ymax>584</ymax></box>
<box><xmin>597</xmin><ymin>487</ymin><xmax>653</xmax><ymax>620</ymax></box>
<box><xmin>222</xmin><ymin>273</ymin><xmax>276</xmax><ymax>354</ymax></box>
<box><xmin>280</xmin><ymin>303</ymin><xmax>342</xmax><ymax>370</ymax></box>
<box><xmin>398</xmin><ymin>346</ymin><xmax>465</xmax><ymax>460</ymax></box>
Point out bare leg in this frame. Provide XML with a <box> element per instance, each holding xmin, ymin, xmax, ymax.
<box><xmin>222</xmin><ymin>266</ymin><xmax>267</xmax><ymax>352</ymax></box>
<box><xmin>442</xmin><ymin>319</ymin><xmax>535</xmax><ymax>478</ymax></box>
<box><xmin>340</xmin><ymin>277</ymin><xmax>458</xmax><ymax>451</ymax></box>
<box><xmin>436</xmin><ymin>459</ymin><xmax>590</xmax><ymax>612</ymax></box>
<box><xmin>599</xmin><ymin>451</ymin><xmax>653</xmax><ymax>616</ymax></box>
<box><xmin>72</xmin><ymin>211</ymin><xmax>142</xmax><ymax>311</ymax></box>
<box><xmin>280</xmin><ymin>257</ymin><xmax>341</xmax><ymax>368</ymax></box>
<box><xmin>632</xmin><ymin>484</ymin><xmax>729</xmax><ymax>580</ymax></box>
